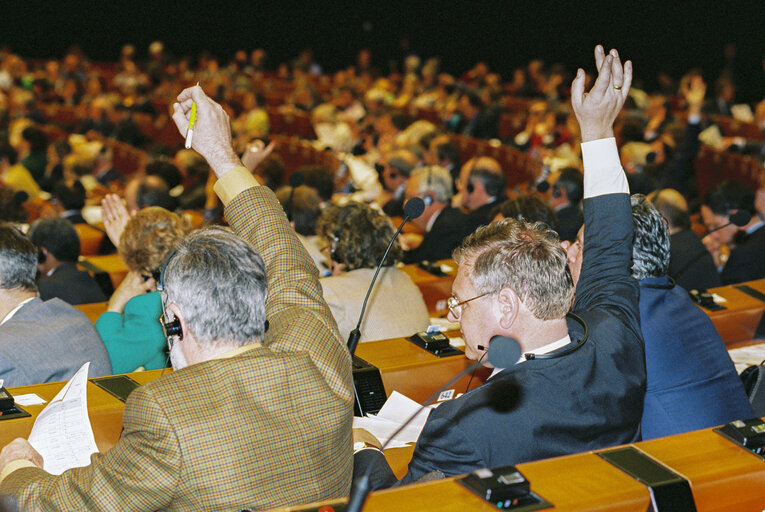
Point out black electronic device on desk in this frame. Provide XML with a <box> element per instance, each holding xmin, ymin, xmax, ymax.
<box><xmin>352</xmin><ymin>355</ymin><xmax>387</xmax><ymax>417</ymax></box>
<box><xmin>689</xmin><ymin>289</ymin><xmax>726</xmax><ymax>311</ymax></box>
<box><xmin>0</xmin><ymin>386</ymin><xmax>31</xmax><ymax>421</ymax></box>
<box><xmin>408</xmin><ymin>330</ymin><xmax>463</xmax><ymax>357</ymax></box>
<box><xmin>458</xmin><ymin>465</ymin><xmax>552</xmax><ymax>510</ymax></box>
<box><xmin>715</xmin><ymin>417</ymin><xmax>765</xmax><ymax>459</ymax></box>
<box><xmin>417</xmin><ymin>260</ymin><xmax>448</xmax><ymax>277</ymax></box>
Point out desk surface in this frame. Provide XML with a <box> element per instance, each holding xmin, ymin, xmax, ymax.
<box><xmin>703</xmin><ymin>278</ymin><xmax>765</xmax><ymax>347</ymax></box>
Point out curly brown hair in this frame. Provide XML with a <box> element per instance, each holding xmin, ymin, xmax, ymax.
<box><xmin>316</xmin><ymin>202</ymin><xmax>403</xmax><ymax>271</ymax></box>
<box><xmin>119</xmin><ymin>207</ymin><xmax>189</xmax><ymax>274</ymax></box>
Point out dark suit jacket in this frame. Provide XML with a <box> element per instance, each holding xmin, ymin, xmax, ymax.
<box><xmin>404</xmin><ymin>206</ymin><xmax>472</xmax><ymax>263</ymax></box>
<box><xmin>638</xmin><ymin>276</ymin><xmax>753</xmax><ymax>440</ymax></box>
<box><xmin>555</xmin><ymin>203</ymin><xmax>583</xmax><ymax>242</ymax></box>
<box><xmin>38</xmin><ymin>262</ymin><xmax>107</xmax><ymax>305</ymax></box>
<box><xmin>363</xmin><ymin>193</ymin><xmax>645</xmax><ymax>487</ymax></box>
<box><xmin>1</xmin><ymin>182</ymin><xmax>354</xmax><ymax>510</ymax></box>
<box><xmin>466</xmin><ymin>200</ymin><xmax>499</xmax><ymax>233</ymax></box>
<box><xmin>668</xmin><ymin>229</ymin><xmax>721</xmax><ymax>291</ymax></box>
<box><xmin>722</xmin><ymin>224</ymin><xmax>765</xmax><ymax>285</ymax></box>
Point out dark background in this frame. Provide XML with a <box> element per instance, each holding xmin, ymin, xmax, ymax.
<box><xmin>2</xmin><ymin>1</ymin><xmax>764</xmax><ymax>101</ymax></box>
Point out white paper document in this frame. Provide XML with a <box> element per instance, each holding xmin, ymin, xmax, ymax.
<box><xmin>12</xmin><ymin>394</ymin><xmax>46</xmax><ymax>406</ymax></box>
<box><xmin>352</xmin><ymin>391</ymin><xmax>435</xmax><ymax>448</ymax></box>
<box><xmin>27</xmin><ymin>362</ymin><xmax>98</xmax><ymax>475</ymax></box>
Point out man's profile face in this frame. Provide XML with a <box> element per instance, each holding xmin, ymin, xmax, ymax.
<box><xmin>700</xmin><ymin>205</ymin><xmax>737</xmax><ymax>245</ymax></box>
<box><xmin>447</xmin><ymin>260</ymin><xmax>496</xmax><ymax>363</ymax></box>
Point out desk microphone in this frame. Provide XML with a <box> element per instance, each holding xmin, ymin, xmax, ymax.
<box><xmin>707</xmin><ymin>210</ymin><xmax>751</xmax><ymax>234</ymax></box>
<box><xmin>346</xmin><ymin>335</ymin><xmax>521</xmax><ymax>512</ymax></box>
<box><xmin>347</xmin><ymin>197</ymin><xmax>425</xmax><ymax>354</ymax></box>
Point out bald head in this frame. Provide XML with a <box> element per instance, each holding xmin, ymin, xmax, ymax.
<box><xmin>648</xmin><ymin>188</ymin><xmax>689</xmax><ymax>231</ymax></box>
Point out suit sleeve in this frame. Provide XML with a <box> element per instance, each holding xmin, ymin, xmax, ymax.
<box><xmin>0</xmin><ymin>386</ymin><xmax>181</xmax><ymax>511</ymax></box>
<box><xmin>573</xmin><ymin>139</ymin><xmax>639</xmax><ymax>330</ymax></box>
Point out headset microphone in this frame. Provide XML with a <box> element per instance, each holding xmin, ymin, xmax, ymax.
<box><xmin>707</xmin><ymin>210</ymin><xmax>751</xmax><ymax>234</ymax></box>
<box><xmin>347</xmin><ymin>197</ymin><xmax>425</xmax><ymax>354</ymax></box>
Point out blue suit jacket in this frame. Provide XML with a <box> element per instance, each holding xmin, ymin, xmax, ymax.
<box><xmin>639</xmin><ymin>276</ymin><xmax>753</xmax><ymax>439</ymax></box>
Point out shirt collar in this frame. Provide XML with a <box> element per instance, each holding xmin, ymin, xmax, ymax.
<box><xmin>488</xmin><ymin>334</ymin><xmax>573</xmax><ymax>379</ymax></box>
<box><xmin>1</xmin><ymin>297</ymin><xmax>36</xmax><ymax>325</ymax></box>
<box><xmin>425</xmin><ymin>207</ymin><xmax>442</xmax><ymax>232</ymax></box>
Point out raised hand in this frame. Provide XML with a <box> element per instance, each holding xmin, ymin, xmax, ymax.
<box><xmin>241</xmin><ymin>139</ymin><xmax>276</xmax><ymax>172</ymax></box>
<box><xmin>172</xmin><ymin>85</ymin><xmax>242</xmax><ymax>177</ymax></box>
<box><xmin>571</xmin><ymin>45</ymin><xmax>633</xmax><ymax>142</ymax></box>
<box><xmin>101</xmin><ymin>193</ymin><xmax>132</xmax><ymax>248</ymax></box>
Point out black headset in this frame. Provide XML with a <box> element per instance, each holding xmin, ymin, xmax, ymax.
<box><xmin>156</xmin><ymin>249</ymin><xmax>183</xmax><ymax>343</ymax></box>
<box><xmin>423</xmin><ymin>167</ymin><xmax>435</xmax><ymax>206</ymax></box>
<box><xmin>523</xmin><ymin>312</ymin><xmax>589</xmax><ymax>360</ymax></box>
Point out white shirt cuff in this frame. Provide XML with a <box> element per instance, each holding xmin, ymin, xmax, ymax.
<box><xmin>581</xmin><ymin>137</ymin><xmax>629</xmax><ymax>198</ymax></box>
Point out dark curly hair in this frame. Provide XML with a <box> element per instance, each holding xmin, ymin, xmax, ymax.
<box><xmin>316</xmin><ymin>202</ymin><xmax>403</xmax><ymax>271</ymax></box>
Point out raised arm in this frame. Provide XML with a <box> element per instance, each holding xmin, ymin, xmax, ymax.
<box><xmin>570</xmin><ymin>46</ymin><xmax>637</xmax><ymax>314</ymax></box>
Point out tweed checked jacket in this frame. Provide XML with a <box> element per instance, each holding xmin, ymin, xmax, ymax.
<box><xmin>0</xmin><ymin>176</ymin><xmax>355</xmax><ymax>511</ymax></box>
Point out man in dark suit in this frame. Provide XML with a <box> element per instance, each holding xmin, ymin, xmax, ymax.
<box><xmin>29</xmin><ymin>217</ymin><xmax>106</xmax><ymax>305</ymax></box>
<box><xmin>357</xmin><ymin>46</ymin><xmax>645</xmax><ymax>486</ymax></box>
<box><xmin>0</xmin><ymin>86</ymin><xmax>354</xmax><ymax>511</ymax></box>
<box><xmin>453</xmin><ymin>90</ymin><xmax>499</xmax><ymax>140</ymax></box>
<box><xmin>649</xmin><ymin>188</ymin><xmax>721</xmax><ymax>290</ymax></box>
<box><xmin>402</xmin><ymin>166</ymin><xmax>472</xmax><ymax>264</ymax></box>
<box><xmin>459</xmin><ymin>157</ymin><xmax>505</xmax><ymax>232</ymax></box>
<box><xmin>701</xmin><ymin>180</ymin><xmax>765</xmax><ymax>285</ymax></box>
<box><xmin>622</xmin><ymin>194</ymin><xmax>752</xmax><ymax>439</ymax></box>
<box><xmin>547</xmin><ymin>167</ymin><xmax>584</xmax><ymax>242</ymax></box>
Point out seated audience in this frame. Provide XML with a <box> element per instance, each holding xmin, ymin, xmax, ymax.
<box><xmin>0</xmin><ymin>222</ymin><xmax>111</xmax><ymax>386</ymax></box>
<box><xmin>456</xmin><ymin>156</ymin><xmax>505</xmax><ymax>230</ymax></box>
<box><xmin>378</xmin><ymin>148</ymin><xmax>417</xmax><ymax>218</ymax></box>
<box><xmin>357</xmin><ymin>46</ymin><xmax>645</xmax><ymax>487</ymax></box>
<box><xmin>52</xmin><ymin>180</ymin><xmax>88</xmax><ymax>224</ymax></box>
<box><xmin>317</xmin><ymin>201</ymin><xmax>429</xmax><ymax>342</ymax></box>
<box><xmin>402</xmin><ymin>166</ymin><xmax>472</xmax><ymax>263</ymax></box>
<box><xmin>28</xmin><ymin>217</ymin><xmax>106</xmax><ymax>305</ymax></box>
<box><xmin>547</xmin><ymin>167</ymin><xmax>583</xmax><ymax>242</ymax></box>
<box><xmin>95</xmin><ymin>201</ymin><xmax>188</xmax><ymax>373</ymax></box>
<box><xmin>18</xmin><ymin>126</ymin><xmax>48</xmax><ymax>184</ymax></box>
<box><xmin>0</xmin><ymin>84</ymin><xmax>353</xmax><ymax>511</ymax></box>
<box><xmin>701</xmin><ymin>180</ymin><xmax>765</xmax><ymax>284</ymax></box>
<box><xmin>649</xmin><ymin>188</ymin><xmax>721</xmax><ymax>290</ymax></box>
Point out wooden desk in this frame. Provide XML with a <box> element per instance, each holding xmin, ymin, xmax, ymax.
<box><xmin>3</xmin><ymin>370</ymin><xmax>165</xmax><ymax>453</ymax></box>
<box><xmin>400</xmin><ymin>260</ymin><xmax>458</xmax><ymax>317</ymax></box>
<box><xmin>79</xmin><ymin>254</ymin><xmax>129</xmax><ymax>290</ymax></box>
<box><xmin>703</xmin><ymin>278</ymin><xmax>765</xmax><ymax>347</ymax></box>
<box><xmin>266</xmin><ymin>423</ymin><xmax>765</xmax><ymax>512</ymax></box>
<box><xmin>355</xmin><ymin>334</ymin><xmax>490</xmax><ymax>405</ymax></box>
<box><xmin>74</xmin><ymin>301</ymin><xmax>108</xmax><ymax>323</ymax></box>
<box><xmin>73</xmin><ymin>223</ymin><xmax>105</xmax><ymax>256</ymax></box>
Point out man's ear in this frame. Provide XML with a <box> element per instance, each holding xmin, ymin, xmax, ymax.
<box><xmin>496</xmin><ymin>287</ymin><xmax>519</xmax><ymax>330</ymax></box>
<box><xmin>166</xmin><ymin>302</ymin><xmax>190</xmax><ymax>343</ymax></box>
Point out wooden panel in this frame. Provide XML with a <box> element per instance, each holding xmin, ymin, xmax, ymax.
<box><xmin>80</xmin><ymin>253</ymin><xmax>129</xmax><ymax>289</ymax></box>
<box><xmin>74</xmin><ymin>301</ymin><xmax>108</xmax><ymax>323</ymax></box>
<box><xmin>703</xmin><ymin>278</ymin><xmax>765</xmax><ymax>346</ymax></box>
<box><xmin>74</xmin><ymin>223</ymin><xmax>105</xmax><ymax>256</ymax></box>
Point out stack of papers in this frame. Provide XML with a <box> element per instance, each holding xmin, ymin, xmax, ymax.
<box><xmin>352</xmin><ymin>391</ymin><xmax>436</xmax><ymax>448</ymax></box>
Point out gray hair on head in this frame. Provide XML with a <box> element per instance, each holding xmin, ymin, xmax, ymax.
<box><xmin>630</xmin><ymin>193</ymin><xmax>670</xmax><ymax>280</ymax></box>
<box><xmin>411</xmin><ymin>165</ymin><xmax>453</xmax><ymax>203</ymax></box>
<box><xmin>454</xmin><ymin>218</ymin><xmax>573</xmax><ymax>320</ymax></box>
<box><xmin>0</xmin><ymin>223</ymin><xmax>38</xmax><ymax>292</ymax></box>
<box><xmin>162</xmin><ymin>226</ymin><xmax>268</xmax><ymax>347</ymax></box>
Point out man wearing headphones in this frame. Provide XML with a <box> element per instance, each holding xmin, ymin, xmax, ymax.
<box><xmin>0</xmin><ymin>86</ymin><xmax>354</xmax><ymax>511</ymax></box>
<box><xmin>459</xmin><ymin>156</ymin><xmax>505</xmax><ymax>232</ymax></box>
<box><xmin>357</xmin><ymin>46</ymin><xmax>645</xmax><ymax>488</ymax></box>
<box><xmin>402</xmin><ymin>165</ymin><xmax>472</xmax><ymax>264</ymax></box>
<box><xmin>547</xmin><ymin>167</ymin><xmax>584</xmax><ymax>243</ymax></box>
<box><xmin>28</xmin><ymin>217</ymin><xmax>106</xmax><ymax>305</ymax></box>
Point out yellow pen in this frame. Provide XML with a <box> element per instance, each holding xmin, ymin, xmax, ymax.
<box><xmin>184</xmin><ymin>100</ymin><xmax>197</xmax><ymax>149</ymax></box>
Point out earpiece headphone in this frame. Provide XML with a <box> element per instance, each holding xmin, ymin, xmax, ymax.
<box><xmin>38</xmin><ymin>248</ymin><xmax>47</xmax><ymax>264</ymax></box>
<box><xmin>156</xmin><ymin>249</ymin><xmax>183</xmax><ymax>343</ymax></box>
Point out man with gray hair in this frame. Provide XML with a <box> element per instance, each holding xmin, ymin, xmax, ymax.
<box><xmin>0</xmin><ymin>223</ymin><xmax>110</xmax><ymax>387</ymax></box>
<box><xmin>357</xmin><ymin>46</ymin><xmax>646</xmax><ymax>486</ymax></box>
<box><xmin>0</xmin><ymin>86</ymin><xmax>353</xmax><ymax>510</ymax></box>
<box><xmin>402</xmin><ymin>165</ymin><xmax>472</xmax><ymax>263</ymax></box>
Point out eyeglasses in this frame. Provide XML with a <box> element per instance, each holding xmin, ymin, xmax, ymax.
<box><xmin>447</xmin><ymin>292</ymin><xmax>492</xmax><ymax>318</ymax></box>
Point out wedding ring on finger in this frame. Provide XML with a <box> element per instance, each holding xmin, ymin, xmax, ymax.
<box><xmin>613</xmin><ymin>85</ymin><xmax>622</xmax><ymax>90</ymax></box>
